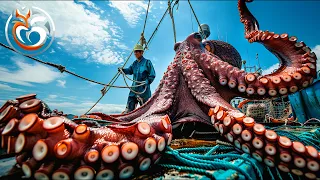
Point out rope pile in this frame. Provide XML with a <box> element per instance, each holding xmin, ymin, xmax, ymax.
<box><xmin>156</xmin><ymin>127</ymin><xmax>320</xmax><ymax>179</ymax></box>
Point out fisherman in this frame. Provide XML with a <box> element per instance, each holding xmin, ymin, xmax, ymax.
<box><xmin>119</xmin><ymin>44</ymin><xmax>156</xmax><ymax>113</ymax></box>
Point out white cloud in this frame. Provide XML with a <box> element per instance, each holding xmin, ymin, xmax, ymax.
<box><xmin>0</xmin><ymin>55</ymin><xmax>62</xmax><ymax>86</ymax></box>
<box><xmin>0</xmin><ymin>1</ymin><xmax>126</xmax><ymax>65</ymax></box>
<box><xmin>109</xmin><ymin>1</ymin><xmax>150</xmax><ymax>27</ymax></box>
<box><xmin>0</xmin><ymin>83</ymin><xmax>24</xmax><ymax>92</ymax></box>
<box><xmin>57</xmin><ymin>80</ymin><xmax>66</xmax><ymax>88</ymax></box>
<box><xmin>48</xmin><ymin>94</ymin><xmax>58</xmax><ymax>99</ymax></box>
<box><xmin>91</xmin><ymin>49</ymin><xmax>124</xmax><ymax>65</ymax></box>
<box><xmin>87</xmin><ymin>81</ymin><xmax>98</xmax><ymax>86</ymax></box>
<box><xmin>311</xmin><ymin>45</ymin><xmax>320</xmax><ymax>77</ymax></box>
<box><xmin>45</xmin><ymin>100</ymin><xmax>125</xmax><ymax>115</ymax></box>
<box><xmin>261</xmin><ymin>63</ymin><xmax>280</xmax><ymax>75</ymax></box>
<box><xmin>81</xmin><ymin>1</ymin><xmax>100</xmax><ymax>11</ymax></box>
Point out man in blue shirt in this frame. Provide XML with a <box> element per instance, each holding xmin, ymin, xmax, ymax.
<box><xmin>119</xmin><ymin>44</ymin><xmax>156</xmax><ymax>113</ymax></box>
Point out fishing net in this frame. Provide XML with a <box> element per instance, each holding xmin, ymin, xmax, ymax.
<box><xmin>232</xmin><ymin>98</ymin><xmax>294</xmax><ymax>123</ymax></box>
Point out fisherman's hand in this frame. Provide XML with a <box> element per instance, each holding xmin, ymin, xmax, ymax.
<box><xmin>118</xmin><ymin>67</ymin><xmax>123</xmax><ymax>72</ymax></box>
<box><xmin>137</xmin><ymin>96</ymin><xmax>144</xmax><ymax>103</ymax></box>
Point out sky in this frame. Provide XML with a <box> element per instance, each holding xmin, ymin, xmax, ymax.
<box><xmin>0</xmin><ymin>1</ymin><xmax>319</xmax><ymax>115</ymax></box>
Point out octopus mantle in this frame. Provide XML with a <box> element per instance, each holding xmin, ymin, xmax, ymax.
<box><xmin>0</xmin><ymin>0</ymin><xmax>319</xmax><ymax>179</ymax></box>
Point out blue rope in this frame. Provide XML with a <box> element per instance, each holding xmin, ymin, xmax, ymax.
<box><xmin>204</xmin><ymin>145</ymin><xmax>220</xmax><ymax>156</ymax></box>
<box><xmin>187</xmin><ymin>153</ymin><xmax>263</xmax><ymax>180</ymax></box>
<box><xmin>176</xmin><ymin>146</ymin><xmax>214</xmax><ymax>152</ymax></box>
<box><xmin>158</xmin><ymin>164</ymin><xmax>216</xmax><ymax>179</ymax></box>
<box><xmin>158</xmin><ymin>127</ymin><xmax>320</xmax><ymax>180</ymax></box>
<box><xmin>275</xmin><ymin>168</ymin><xmax>283</xmax><ymax>180</ymax></box>
<box><xmin>266</xmin><ymin>167</ymin><xmax>275</xmax><ymax>180</ymax></box>
<box><xmin>163</xmin><ymin>146</ymin><xmax>260</xmax><ymax>180</ymax></box>
<box><xmin>288</xmin><ymin>173</ymin><xmax>294</xmax><ymax>180</ymax></box>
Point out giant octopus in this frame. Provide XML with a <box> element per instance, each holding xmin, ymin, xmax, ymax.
<box><xmin>0</xmin><ymin>0</ymin><xmax>319</xmax><ymax>179</ymax></box>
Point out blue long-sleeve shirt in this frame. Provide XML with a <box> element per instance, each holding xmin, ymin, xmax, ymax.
<box><xmin>122</xmin><ymin>56</ymin><xmax>156</xmax><ymax>98</ymax></box>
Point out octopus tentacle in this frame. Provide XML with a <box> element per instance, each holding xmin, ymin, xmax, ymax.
<box><xmin>207</xmin><ymin>103</ymin><xmax>319</xmax><ymax>177</ymax></box>
<box><xmin>0</xmin><ymin>93</ymin><xmax>172</xmax><ymax>179</ymax></box>
<box><xmin>179</xmin><ymin>55</ymin><xmax>238</xmax><ymax>115</ymax></box>
<box><xmin>238</xmin><ymin>0</ymin><xmax>317</xmax><ymax>99</ymax></box>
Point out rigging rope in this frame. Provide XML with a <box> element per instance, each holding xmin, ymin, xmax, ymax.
<box><xmin>188</xmin><ymin>0</ymin><xmax>203</xmax><ymax>33</ymax></box>
<box><xmin>0</xmin><ymin>42</ymin><xmax>145</xmax><ymax>89</ymax></box>
<box><xmin>140</xmin><ymin>0</ymin><xmax>151</xmax><ymax>49</ymax></box>
<box><xmin>168</xmin><ymin>0</ymin><xmax>178</xmax><ymax>43</ymax></box>
<box><xmin>85</xmin><ymin>1</ymin><xmax>174</xmax><ymax>114</ymax></box>
<box><xmin>0</xmin><ymin>0</ymin><xmax>177</xmax><ymax>115</ymax></box>
<box><xmin>119</xmin><ymin>68</ymin><xmax>147</xmax><ymax>95</ymax></box>
<box><xmin>142</xmin><ymin>0</ymin><xmax>151</xmax><ymax>34</ymax></box>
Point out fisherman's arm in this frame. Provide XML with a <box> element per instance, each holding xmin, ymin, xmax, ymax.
<box><xmin>121</xmin><ymin>63</ymin><xmax>134</xmax><ymax>75</ymax></box>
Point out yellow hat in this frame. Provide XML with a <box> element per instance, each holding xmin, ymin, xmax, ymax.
<box><xmin>133</xmin><ymin>44</ymin><xmax>144</xmax><ymax>51</ymax></box>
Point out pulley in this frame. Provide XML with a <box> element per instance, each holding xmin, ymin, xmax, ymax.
<box><xmin>198</xmin><ymin>24</ymin><xmax>210</xmax><ymax>39</ymax></box>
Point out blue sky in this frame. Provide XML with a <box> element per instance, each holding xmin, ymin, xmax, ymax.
<box><xmin>0</xmin><ymin>1</ymin><xmax>319</xmax><ymax>115</ymax></box>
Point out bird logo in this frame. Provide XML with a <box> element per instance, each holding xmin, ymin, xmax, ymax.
<box><xmin>5</xmin><ymin>6</ymin><xmax>55</xmax><ymax>56</ymax></box>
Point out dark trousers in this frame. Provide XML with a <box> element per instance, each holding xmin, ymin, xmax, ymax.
<box><xmin>124</xmin><ymin>95</ymin><xmax>147</xmax><ymax>113</ymax></box>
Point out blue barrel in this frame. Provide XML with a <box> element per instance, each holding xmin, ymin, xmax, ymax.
<box><xmin>289</xmin><ymin>80</ymin><xmax>320</xmax><ymax>122</ymax></box>
<box><xmin>289</xmin><ymin>91</ymin><xmax>308</xmax><ymax>123</ymax></box>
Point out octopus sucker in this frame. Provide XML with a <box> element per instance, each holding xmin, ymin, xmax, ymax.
<box><xmin>19</xmin><ymin>99</ymin><xmax>42</xmax><ymax>114</ymax></box>
<box><xmin>74</xmin><ymin>161</ymin><xmax>96</xmax><ymax>180</ymax></box>
<box><xmin>16</xmin><ymin>152</ymin><xmax>29</xmax><ymax>167</ymax></box>
<box><xmin>252</xmin><ymin>136</ymin><xmax>264</xmax><ymax>149</ymax></box>
<box><xmin>278</xmin><ymin>162</ymin><xmax>290</xmax><ymax>172</ymax></box>
<box><xmin>84</xmin><ymin>148</ymin><xmax>100</xmax><ymax>164</ymax></box>
<box><xmin>138</xmin><ymin>156</ymin><xmax>152</xmax><ymax>171</ymax></box>
<box><xmin>118</xmin><ymin>162</ymin><xmax>135</xmax><ymax>179</ymax></box>
<box><xmin>18</xmin><ymin>113</ymin><xmax>45</xmax><ymax>134</ymax></box>
<box><xmin>52</xmin><ymin>161</ymin><xmax>80</xmax><ymax>180</ymax></box>
<box><xmin>2</xmin><ymin>118</ymin><xmax>19</xmax><ymax>136</ymax></box>
<box><xmin>0</xmin><ymin>105</ymin><xmax>19</xmax><ymax>123</ymax></box>
<box><xmin>96</xmin><ymin>162</ymin><xmax>115</xmax><ymax>180</ymax></box>
<box><xmin>121</xmin><ymin>142</ymin><xmax>139</xmax><ymax>161</ymax></box>
<box><xmin>22</xmin><ymin>158</ymin><xmax>39</xmax><ymax>178</ymax></box>
<box><xmin>252</xmin><ymin>150</ymin><xmax>264</xmax><ymax>162</ymax></box>
<box><xmin>101</xmin><ymin>144</ymin><xmax>120</xmax><ymax>163</ymax></box>
<box><xmin>34</xmin><ymin>162</ymin><xmax>56</xmax><ymax>180</ymax></box>
<box><xmin>15</xmin><ymin>133</ymin><xmax>43</xmax><ymax>153</ymax></box>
